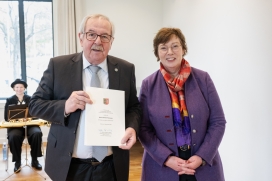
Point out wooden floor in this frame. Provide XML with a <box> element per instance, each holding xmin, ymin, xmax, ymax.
<box><xmin>0</xmin><ymin>141</ymin><xmax>143</xmax><ymax>181</ymax></box>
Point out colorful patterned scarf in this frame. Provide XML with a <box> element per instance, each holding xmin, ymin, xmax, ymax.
<box><xmin>160</xmin><ymin>59</ymin><xmax>191</xmax><ymax>147</ymax></box>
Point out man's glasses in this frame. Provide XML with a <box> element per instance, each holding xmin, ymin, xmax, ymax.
<box><xmin>83</xmin><ymin>32</ymin><xmax>113</xmax><ymax>43</ymax></box>
<box><xmin>159</xmin><ymin>44</ymin><xmax>181</xmax><ymax>53</ymax></box>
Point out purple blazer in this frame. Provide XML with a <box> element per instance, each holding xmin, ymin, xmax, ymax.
<box><xmin>138</xmin><ymin>67</ymin><xmax>226</xmax><ymax>181</ymax></box>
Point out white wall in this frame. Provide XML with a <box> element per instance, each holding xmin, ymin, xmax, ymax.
<box><xmin>162</xmin><ymin>0</ymin><xmax>272</xmax><ymax>180</ymax></box>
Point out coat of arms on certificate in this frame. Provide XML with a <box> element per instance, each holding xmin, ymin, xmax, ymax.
<box><xmin>103</xmin><ymin>98</ymin><xmax>109</xmax><ymax>105</ymax></box>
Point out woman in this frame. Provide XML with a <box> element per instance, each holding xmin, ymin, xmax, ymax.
<box><xmin>4</xmin><ymin>78</ymin><xmax>43</xmax><ymax>173</ymax></box>
<box><xmin>138</xmin><ymin>28</ymin><xmax>226</xmax><ymax>181</ymax></box>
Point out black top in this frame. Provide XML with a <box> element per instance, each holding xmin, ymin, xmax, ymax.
<box><xmin>4</xmin><ymin>94</ymin><xmax>31</xmax><ymax>121</ymax></box>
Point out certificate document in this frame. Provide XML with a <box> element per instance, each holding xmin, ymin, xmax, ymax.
<box><xmin>84</xmin><ymin>87</ymin><xmax>125</xmax><ymax>146</ymax></box>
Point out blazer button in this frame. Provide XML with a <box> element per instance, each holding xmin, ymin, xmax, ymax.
<box><xmin>69</xmin><ymin>152</ymin><xmax>72</xmax><ymax>157</ymax></box>
<box><xmin>73</xmin><ymin>130</ymin><xmax>76</xmax><ymax>134</ymax></box>
<box><xmin>191</xmin><ymin>114</ymin><xmax>194</xmax><ymax>119</ymax></box>
<box><xmin>192</xmin><ymin>129</ymin><xmax>196</xmax><ymax>133</ymax></box>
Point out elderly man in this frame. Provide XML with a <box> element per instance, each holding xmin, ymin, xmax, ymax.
<box><xmin>29</xmin><ymin>14</ymin><xmax>141</xmax><ymax>181</ymax></box>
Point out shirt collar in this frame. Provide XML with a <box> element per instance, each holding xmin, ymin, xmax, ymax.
<box><xmin>82</xmin><ymin>53</ymin><xmax>108</xmax><ymax>73</ymax></box>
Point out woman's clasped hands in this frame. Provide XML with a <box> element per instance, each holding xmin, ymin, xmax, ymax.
<box><xmin>164</xmin><ymin>155</ymin><xmax>203</xmax><ymax>175</ymax></box>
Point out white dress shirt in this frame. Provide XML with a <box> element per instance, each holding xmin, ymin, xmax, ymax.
<box><xmin>72</xmin><ymin>54</ymin><xmax>113</xmax><ymax>158</ymax></box>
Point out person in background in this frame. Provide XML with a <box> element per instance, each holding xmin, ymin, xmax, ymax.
<box><xmin>138</xmin><ymin>27</ymin><xmax>226</xmax><ymax>181</ymax></box>
<box><xmin>4</xmin><ymin>78</ymin><xmax>43</xmax><ymax>173</ymax></box>
<box><xmin>28</xmin><ymin>14</ymin><xmax>141</xmax><ymax>181</ymax></box>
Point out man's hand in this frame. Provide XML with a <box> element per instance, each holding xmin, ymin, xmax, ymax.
<box><xmin>65</xmin><ymin>91</ymin><xmax>92</xmax><ymax>115</ymax></box>
<box><xmin>119</xmin><ymin>127</ymin><xmax>136</xmax><ymax>150</ymax></box>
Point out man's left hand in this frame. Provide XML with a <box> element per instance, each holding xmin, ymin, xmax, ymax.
<box><xmin>119</xmin><ymin>127</ymin><xmax>136</xmax><ymax>150</ymax></box>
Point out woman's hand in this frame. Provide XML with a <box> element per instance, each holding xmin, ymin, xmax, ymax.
<box><xmin>165</xmin><ymin>156</ymin><xmax>196</xmax><ymax>175</ymax></box>
<box><xmin>186</xmin><ymin>155</ymin><xmax>203</xmax><ymax>169</ymax></box>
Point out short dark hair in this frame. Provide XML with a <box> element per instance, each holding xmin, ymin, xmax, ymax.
<box><xmin>153</xmin><ymin>28</ymin><xmax>188</xmax><ymax>61</ymax></box>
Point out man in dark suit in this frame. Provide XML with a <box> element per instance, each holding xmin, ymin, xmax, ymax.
<box><xmin>29</xmin><ymin>14</ymin><xmax>141</xmax><ymax>181</ymax></box>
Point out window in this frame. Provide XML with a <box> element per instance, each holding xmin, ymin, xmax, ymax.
<box><xmin>0</xmin><ymin>0</ymin><xmax>53</xmax><ymax>99</ymax></box>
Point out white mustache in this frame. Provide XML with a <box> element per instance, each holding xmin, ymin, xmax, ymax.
<box><xmin>91</xmin><ymin>45</ymin><xmax>104</xmax><ymax>51</ymax></box>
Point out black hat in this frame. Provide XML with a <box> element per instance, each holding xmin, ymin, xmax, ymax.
<box><xmin>11</xmin><ymin>79</ymin><xmax>28</xmax><ymax>88</ymax></box>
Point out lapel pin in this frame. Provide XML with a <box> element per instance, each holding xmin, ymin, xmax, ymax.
<box><xmin>115</xmin><ymin>68</ymin><xmax>118</xmax><ymax>72</ymax></box>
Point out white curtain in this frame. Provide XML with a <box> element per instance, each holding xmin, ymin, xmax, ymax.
<box><xmin>52</xmin><ymin>0</ymin><xmax>77</xmax><ymax>56</ymax></box>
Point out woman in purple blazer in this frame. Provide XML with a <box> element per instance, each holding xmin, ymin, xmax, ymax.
<box><xmin>138</xmin><ymin>28</ymin><xmax>226</xmax><ymax>181</ymax></box>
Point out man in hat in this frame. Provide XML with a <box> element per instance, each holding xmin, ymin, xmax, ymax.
<box><xmin>4</xmin><ymin>78</ymin><xmax>43</xmax><ymax>173</ymax></box>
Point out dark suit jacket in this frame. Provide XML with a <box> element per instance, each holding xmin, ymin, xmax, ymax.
<box><xmin>29</xmin><ymin>52</ymin><xmax>141</xmax><ymax>181</ymax></box>
<box><xmin>138</xmin><ymin>68</ymin><xmax>226</xmax><ymax>181</ymax></box>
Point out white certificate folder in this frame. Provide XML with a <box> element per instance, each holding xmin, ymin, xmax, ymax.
<box><xmin>85</xmin><ymin>87</ymin><xmax>125</xmax><ymax>146</ymax></box>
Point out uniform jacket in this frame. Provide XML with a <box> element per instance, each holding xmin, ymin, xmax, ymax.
<box><xmin>138</xmin><ymin>67</ymin><xmax>226</xmax><ymax>181</ymax></box>
<box><xmin>29</xmin><ymin>52</ymin><xmax>141</xmax><ymax>181</ymax></box>
<box><xmin>4</xmin><ymin>94</ymin><xmax>31</xmax><ymax>121</ymax></box>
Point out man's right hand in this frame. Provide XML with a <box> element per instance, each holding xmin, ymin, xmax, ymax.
<box><xmin>65</xmin><ymin>91</ymin><xmax>92</xmax><ymax>115</ymax></box>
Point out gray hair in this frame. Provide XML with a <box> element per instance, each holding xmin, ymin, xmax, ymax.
<box><xmin>78</xmin><ymin>14</ymin><xmax>115</xmax><ymax>37</ymax></box>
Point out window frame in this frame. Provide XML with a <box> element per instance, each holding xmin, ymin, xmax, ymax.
<box><xmin>0</xmin><ymin>0</ymin><xmax>53</xmax><ymax>100</ymax></box>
